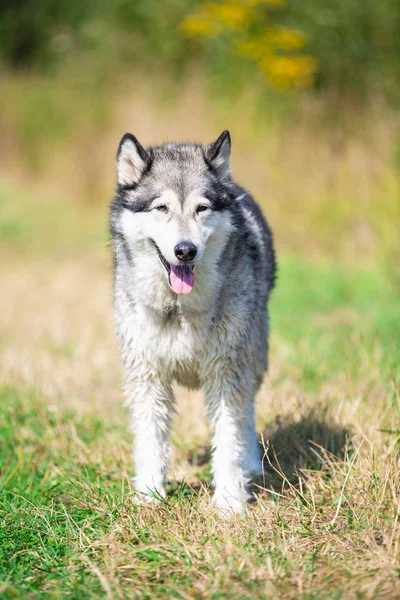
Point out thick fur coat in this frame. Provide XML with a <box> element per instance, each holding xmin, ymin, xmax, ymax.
<box><xmin>110</xmin><ymin>131</ymin><xmax>276</xmax><ymax>511</ymax></box>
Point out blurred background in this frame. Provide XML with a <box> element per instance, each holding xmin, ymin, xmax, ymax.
<box><xmin>2</xmin><ymin>5</ymin><xmax>400</xmax><ymax>595</ymax></box>
<box><xmin>1</xmin><ymin>0</ymin><xmax>400</xmax><ymax>262</ymax></box>
<box><xmin>1</xmin><ymin>0</ymin><xmax>399</xmax><ymax>413</ymax></box>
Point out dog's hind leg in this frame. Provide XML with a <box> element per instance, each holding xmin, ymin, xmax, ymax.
<box><xmin>124</xmin><ymin>369</ymin><xmax>175</xmax><ymax>502</ymax></box>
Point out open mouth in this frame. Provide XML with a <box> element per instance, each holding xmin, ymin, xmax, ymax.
<box><xmin>153</xmin><ymin>243</ymin><xmax>195</xmax><ymax>295</ymax></box>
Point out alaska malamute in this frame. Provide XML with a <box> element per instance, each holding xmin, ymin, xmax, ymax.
<box><xmin>110</xmin><ymin>131</ymin><xmax>276</xmax><ymax>511</ymax></box>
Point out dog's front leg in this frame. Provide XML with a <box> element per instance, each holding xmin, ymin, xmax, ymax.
<box><xmin>205</xmin><ymin>364</ymin><xmax>258</xmax><ymax>513</ymax></box>
<box><xmin>124</xmin><ymin>369</ymin><xmax>175</xmax><ymax>501</ymax></box>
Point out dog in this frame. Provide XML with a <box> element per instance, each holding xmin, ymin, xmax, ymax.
<box><xmin>110</xmin><ymin>130</ymin><xmax>276</xmax><ymax>512</ymax></box>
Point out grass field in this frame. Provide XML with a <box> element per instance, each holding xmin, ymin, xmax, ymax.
<box><xmin>1</xmin><ymin>174</ymin><xmax>400</xmax><ymax>599</ymax></box>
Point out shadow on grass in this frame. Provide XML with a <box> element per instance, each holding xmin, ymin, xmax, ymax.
<box><xmin>179</xmin><ymin>409</ymin><xmax>352</xmax><ymax>499</ymax></box>
<box><xmin>166</xmin><ymin>451</ymin><xmax>213</xmax><ymax>501</ymax></box>
<box><xmin>259</xmin><ymin>410</ymin><xmax>352</xmax><ymax>489</ymax></box>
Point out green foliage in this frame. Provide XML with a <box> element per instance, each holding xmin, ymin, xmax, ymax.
<box><xmin>286</xmin><ymin>0</ymin><xmax>400</xmax><ymax>101</ymax></box>
<box><xmin>111</xmin><ymin>0</ymin><xmax>200</xmax><ymax>72</ymax></box>
<box><xmin>0</xmin><ymin>0</ymin><xmax>95</xmax><ymax>68</ymax></box>
<box><xmin>183</xmin><ymin>0</ymin><xmax>400</xmax><ymax>100</ymax></box>
<box><xmin>1</xmin><ymin>0</ymin><xmax>400</xmax><ymax>102</ymax></box>
<box><xmin>0</xmin><ymin>0</ymin><xmax>199</xmax><ymax>74</ymax></box>
<box><xmin>181</xmin><ymin>0</ymin><xmax>318</xmax><ymax>91</ymax></box>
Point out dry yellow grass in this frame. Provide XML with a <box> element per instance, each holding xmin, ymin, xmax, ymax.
<box><xmin>1</xmin><ymin>247</ymin><xmax>399</xmax><ymax>598</ymax></box>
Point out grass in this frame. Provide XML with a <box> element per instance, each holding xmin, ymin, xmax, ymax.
<box><xmin>0</xmin><ymin>183</ymin><xmax>106</xmax><ymax>258</ymax></box>
<box><xmin>1</xmin><ymin>217</ymin><xmax>400</xmax><ymax>597</ymax></box>
<box><xmin>1</xmin><ymin>380</ymin><xmax>399</xmax><ymax>599</ymax></box>
<box><xmin>1</xmin><ymin>91</ymin><xmax>400</xmax><ymax>595</ymax></box>
<box><xmin>272</xmin><ymin>258</ymin><xmax>400</xmax><ymax>391</ymax></box>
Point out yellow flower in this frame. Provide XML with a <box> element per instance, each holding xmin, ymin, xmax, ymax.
<box><xmin>238</xmin><ymin>27</ymin><xmax>306</xmax><ymax>61</ymax></box>
<box><xmin>260</xmin><ymin>55</ymin><xmax>317</xmax><ymax>89</ymax></box>
<box><xmin>267</xmin><ymin>27</ymin><xmax>306</xmax><ymax>50</ymax></box>
<box><xmin>181</xmin><ymin>16</ymin><xmax>216</xmax><ymax>36</ymax></box>
<box><xmin>180</xmin><ymin>0</ymin><xmax>317</xmax><ymax>90</ymax></box>
<box><xmin>208</xmin><ymin>2</ymin><xmax>251</xmax><ymax>30</ymax></box>
<box><xmin>181</xmin><ymin>1</ymin><xmax>251</xmax><ymax>37</ymax></box>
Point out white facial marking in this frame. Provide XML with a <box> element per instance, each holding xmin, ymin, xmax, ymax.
<box><xmin>121</xmin><ymin>188</ymin><xmax>233</xmax><ymax>270</ymax></box>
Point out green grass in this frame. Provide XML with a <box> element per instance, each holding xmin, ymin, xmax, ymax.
<box><xmin>1</xmin><ymin>387</ymin><xmax>397</xmax><ymax>600</ymax></box>
<box><xmin>271</xmin><ymin>258</ymin><xmax>400</xmax><ymax>391</ymax></box>
<box><xmin>0</xmin><ymin>388</ymin><xmax>127</xmax><ymax>599</ymax></box>
<box><xmin>1</xmin><ymin>255</ymin><xmax>399</xmax><ymax>598</ymax></box>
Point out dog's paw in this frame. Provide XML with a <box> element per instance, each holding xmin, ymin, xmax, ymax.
<box><xmin>134</xmin><ymin>491</ymin><xmax>165</xmax><ymax>505</ymax></box>
<box><xmin>132</xmin><ymin>478</ymin><xmax>165</xmax><ymax>505</ymax></box>
<box><xmin>213</xmin><ymin>491</ymin><xmax>248</xmax><ymax>515</ymax></box>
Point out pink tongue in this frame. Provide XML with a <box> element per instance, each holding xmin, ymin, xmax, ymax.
<box><xmin>170</xmin><ymin>266</ymin><xmax>195</xmax><ymax>294</ymax></box>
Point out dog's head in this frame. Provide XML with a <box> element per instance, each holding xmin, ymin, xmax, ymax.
<box><xmin>112</xmin><ymin>131</ymin><xmax>236</xmax><ymax>295</ymax></box>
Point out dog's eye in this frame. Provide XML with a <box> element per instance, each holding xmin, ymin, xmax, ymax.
<box><xmin>196</xmin><ymin>205</ymin><xmax>209</xmax><ymax>214</ymax></box>
<box><xmin>155</xmin><ymin>205</ymin><xmax>168</xmax><ymax>212</ymax></box>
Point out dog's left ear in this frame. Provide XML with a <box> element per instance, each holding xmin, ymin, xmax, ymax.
<box><xmin>116</xmin><ymin>133</ymin><xmax>150</xmax><ymax>186</ymax></box>
<box><xmin>205</xmin><ymin>130</ymin><xmax>231</xmax><ymax>178</ymax></box>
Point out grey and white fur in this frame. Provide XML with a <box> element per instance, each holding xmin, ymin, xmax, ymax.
<box><xmin>110</xmin><ymin>130</ymin><xmax>276</xmax><ymax>512</ymax></box>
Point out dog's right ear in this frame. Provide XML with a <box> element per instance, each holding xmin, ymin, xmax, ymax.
<box><xmin>116</xmin><ymin>133</ymin><xmax>149</xmax><ymax>186</ymax></box>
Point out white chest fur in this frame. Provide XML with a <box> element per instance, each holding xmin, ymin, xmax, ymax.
<box><xmin>133</xmin><ymin>302</ymin><xmax>207</xmax><ymax>364</ymax></box>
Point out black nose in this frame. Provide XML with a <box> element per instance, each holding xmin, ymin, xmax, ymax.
<box><xmin>174</xmin><ymin>241</ymin><xmax>197</xmax><ymax>262</ymax></box>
